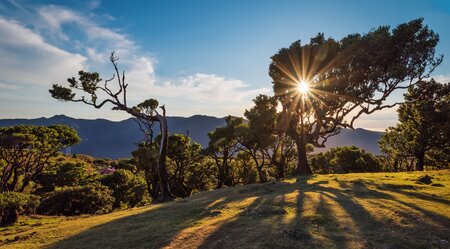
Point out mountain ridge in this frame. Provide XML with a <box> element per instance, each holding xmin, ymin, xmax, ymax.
<box><xmin>0</xmin><ymin>115</ymin><xmax>384</xmax><ymax>158</ymax></box>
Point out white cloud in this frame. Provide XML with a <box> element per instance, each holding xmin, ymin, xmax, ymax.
<box><xmin>0</xmin><ymin>4</ymin><xmax>268</xmax><ymax>119</ymax></box>
<box><xmin>125</xmin><ymin>73</ymin><xmax>271</xmax><ymax>117</ymax></box>
<box><xmin>0</xmin><ymin>17</ymin><xmax>86</xmax><ymax>86</ymax></box>
<box><xmin>431</xmin><ymin>74</ymin><xmax>450</xmax><ymax>83</ymax></box>
<box><xmin>0</xmin><ymin>82</ymin><xmax>21</xmax><ymax>90</ymax></box>
<box><xmin>37</xmin><ymin>5</ymin><xmax>134</xmax><ymax>50</ymax></box>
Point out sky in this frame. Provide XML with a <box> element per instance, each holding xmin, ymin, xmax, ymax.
<box><xmin>0</xmin><ymin>0</ymin><xmax>449</xmax><ymax>131</ymax></box>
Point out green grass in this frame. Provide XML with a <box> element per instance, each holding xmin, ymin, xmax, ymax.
<box><xmin>1</xmin><ymin>170</ymin><xmax>450</xmax><ymax>249</ymax></box>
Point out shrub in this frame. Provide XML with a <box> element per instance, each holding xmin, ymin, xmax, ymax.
<box><xmin>310</xmin><ymin>146</ymin><xmax>381</xmax><ymax>173</ymax></box>
<box><xmin>35</xmin><ymin>161</ymin><xmax>96</xmax><ymax>193</ymax></box>
<box><xmin>38</xmin><ymin>184</ymin><xmax>114</xmax><ymax>216</ymax></box>
<box><xmin>101</xmin><ymin>169</ymin><xmax>148</xmax><ymax>208</ymax></box>
<box><xmin>0</xmin><ymin>192</ymin><xmax>40</xmax><ymax>225</ymax></box>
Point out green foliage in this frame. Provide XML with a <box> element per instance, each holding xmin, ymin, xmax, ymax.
<box><xmin>269</xmin><ymin>18</ymin><xmax>442</xmax><ymax>174</ymax></box>
<box><xmin>38</xmin><ymin>184</ymin><xmax>114</xmax><ymax>216</ymax></box>
<box><xmin>101</xmin><ymin>169</ymin><xmax>148</xmax><ymax>208</ymax></box>
<box><xmin>310</xmin><ymin>146</ymin><xmax>380</xmax><ymax>173</ymax></box>
<box><xmin>233</xmin><ymin>152</ymin><xmax>258</xmax><ymax>184</ymax></box>
<box><xmin>380</xmin><ymin>79</ymin><xmax>450</xmax><ymax>170</ymax></box>
<box><xmin>238</xmin><ymin>94</ymin><xmax>278</xmax><ymax>182</ymax></box>
<box><xmin>207</xmin><ymin>116</ymin><xmax>243</xmax><ymax>188</ymax></box>
<box><xmin>35</xmin><ymin>161</ymin><xmax>97</xmax><ymax>193</ymax></box>
<box><xmin>0</xmin><ymin>125</ymin><xmax>80</xmax><ymax>192</ymax></box>
<box><xmin>50</xmin><ymin>71</ymin><xmax>102</xmax><ymax>103</ymax></box>
<box><xmin>136</xmin><ymin>99</ymin><xmax>159</xmax><ymax>116</ymax></box>
<box><xmin>0</xmin><ymin>192</ymin><xmax>40</xmax><ymax>225</ymax></box>
<box><xmin>132</xmin><ymin>141</ymin><xmax>160</xmax><ymax>200</ymax></box>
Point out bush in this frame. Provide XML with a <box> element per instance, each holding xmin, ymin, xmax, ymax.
<box><xmin>310</xmin><ymin>146</ymin><xmax>381</xmax><ymax>173</ymax></box>
<box><xmin>35</xmin><ymin>161</ymin><xmax>96</xmax><ymax>193</ymax></box>
<box><xmin>38</xmin><ymin>184</ymin><xmax>114</xmax><ymax>216</ymax></box>
<box><xmin>0</xmin><ymin>192</ymin><xmax>40</xmax><ymax>225</ymax></box>
<box><xmin>101</xmin><ymin>169</ymin><xmax>148</xmax><ymax>208</ymax></box>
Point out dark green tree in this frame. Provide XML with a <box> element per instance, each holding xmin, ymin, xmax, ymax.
<box><xmin>381</xmin><ymin>79</ymin><xmax>449</xmax><ymax>171</ymax></box>
<box><xmin>0</xmin><ymin>125</ymin><xmax>80</xmax><ymax>192</ymax></box>
<box><xmin>101</xmin><ymin>169</ymin><xmax>147</xmax><ymax>208</ymax></box>
<box><xmin>238</xmin><ymin>94</ymin><xmax>278</xmax><ymax>182</ymax></box>
<box><xmin>207</xmin><ymin>116</ymin><xmax>243</xmax><ymax>188</ymax></box>
<box><xmin>49</xmin><ymin>53</ymin><xmax>173</xmax><ymax>201</ymax></box>
<box><xmin>379</xmin><ymin>126</ymin><xmax>412</xmax><ymax>172</ymax></box>
<box><xmin>164</xmin><ymin>134</ymin><xmax>205</xmax><ymax>197</ymax></box>
<box><xmin>269</xmin><ymin>19</ymin><xmax>442</xmax><ymax>174</ymax></box>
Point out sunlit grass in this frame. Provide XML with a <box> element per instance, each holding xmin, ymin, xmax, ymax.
<box><xmin>1</xmin><ymin>170</ymin><xmax>449</xmax><ymax>249</ymax></box>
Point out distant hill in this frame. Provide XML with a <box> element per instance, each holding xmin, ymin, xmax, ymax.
<box><xmin>0</xmin><ymin>115</ymin><xmax>383</xmax><ymax>158</ymax></box>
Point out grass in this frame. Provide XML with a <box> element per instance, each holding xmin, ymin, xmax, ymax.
<box><xmin>1</xmin><ymin>170</ymin><xmax>450</xmax><ymax>249</ymax></box>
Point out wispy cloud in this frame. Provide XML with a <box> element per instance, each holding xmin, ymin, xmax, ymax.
<box><xmin>0</xmin><ymin>17</ymin><xmax>86</xmax><ymax>86</ymax></box>
<box><xmin>0</xmin><ymin>2</ymin><xmax>269</xmax><ymax>118</ymax></box>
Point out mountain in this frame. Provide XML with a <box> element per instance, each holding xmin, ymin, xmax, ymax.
<box><xmin>0</xmin><ymin>115</ymin><xmax>383</xmax><ymax>158</ymax></box>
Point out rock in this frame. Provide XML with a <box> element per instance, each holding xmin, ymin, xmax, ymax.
<box><xmin>416</xmin><ymin>175</ymin><xmax>432</xmax><ymax>185</ymax></box>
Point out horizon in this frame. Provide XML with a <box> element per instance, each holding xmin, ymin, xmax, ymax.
<box><xmin>0</xmin><ymin>114</ymin><xmax>386</xmax><ymax>132</ymax></box>
<box><xmin>0</xmin><ymin>0</ymin><xmax>449</xmax><ymax>131</ymax></box>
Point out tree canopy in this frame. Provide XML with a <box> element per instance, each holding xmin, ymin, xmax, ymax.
<box><xmin>269</xmin><ymin>18</ymin><xmax>442</xmax><ymax>174</ymax></box>
<box><xmin>0</xmin><ymin>125</ymin><xmax>80</xmax><ymax>192</ymax></box>
<box><xmin>380</xmin><ymin>79</ymin><xmax>450</xmax><ymax>170</ymax></box>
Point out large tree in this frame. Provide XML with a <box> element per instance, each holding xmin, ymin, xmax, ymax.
<box><xmin>49</xmin><ymin>52</ymin><xmax>173</xmax><ymax>201</ymax></box>
<box><xmin>381</xmin><ymin>79</ymin><xmax>449</xmax><ymax>171</ymax></box>
<box><xmin>0</xmin><ymin>125</ymin><xmax>80</xmax><ymax>192</ymax></box>
<box><xmin>269</xmin><ymin>18</ymin><xmax>442</xmax><ymax>174</ymax></box>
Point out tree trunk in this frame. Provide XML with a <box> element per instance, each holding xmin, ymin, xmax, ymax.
<box><xmin>156</xmin><ymin>109</ymin><xmax>173</xmax><ymax>202</ymax></box>
<box><xmin>252</xmin><ymin>154</ymin><xmax>266</xmax><ymax>183</ymax></box>
<box><xmin>295</xmin><ymin>139</ymin><xmax>312</xmax><ymax>175</ymax></box>
<box><xmin>416</xmin><ymin>152</ymin><xmax>425</xmax><ymax>171</ymax></box>
<box><xmin>393</xmin><ymin>157</ymin><xmax>399</xmax><ymax>172</ymax></box>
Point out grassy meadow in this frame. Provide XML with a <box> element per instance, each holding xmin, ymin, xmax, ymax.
<box><xmin>1</xmin><ymin>170</ymin><xmax>449</xmax><ymax>249</ymax></box>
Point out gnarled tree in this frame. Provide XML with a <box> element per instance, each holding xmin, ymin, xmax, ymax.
<box><xmin>49</xmin><ymin>52</ymin><xmax>173</xmax><ymax>201</ymax></box>
<box><xmin>0</xmin><ymin>125</ymin><xmax>80</xmax><ymax>192</ymax></box>
<box><xmin>269</xmin><ymin>18</ymin><xmax>442</xmax><ymax>174</ymax></box>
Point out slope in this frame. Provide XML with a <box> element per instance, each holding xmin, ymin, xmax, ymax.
<box><xmin>1</xmin><ymin>170</ymin><xmax>449</xmax><ymax>249</ymax></box>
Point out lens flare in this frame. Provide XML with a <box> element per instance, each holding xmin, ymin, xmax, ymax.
<box><xmin>297</xmin><ymin>81</ymin><xmax>309</xmax><ymax>93</ymax></box>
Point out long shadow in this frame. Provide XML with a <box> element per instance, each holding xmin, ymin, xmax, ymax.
<box><xmin>198</xmin><ymin>177</ymin><xmax>450</xmax><ymax>249</ymax></box>
<box><xmin>315</xmin><ymin>180</ymin><xmax>450</xmax><ymax>248</ymax></box>
<box><xmin>47</xmin><ymin>187</ymin><xmax>256</xmax><ymax>249</ymax></box>
<box><xmin>48</xmin><ymin>176</ymin><xmax>450</xmax><ymax>249</ymax></box>
<box><xmin>198</xmin><ymin>182</ymin><xmax>295</xmax><ymax>249</ymax></box>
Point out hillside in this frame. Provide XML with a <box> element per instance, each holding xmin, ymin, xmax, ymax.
<box><xmin>0</xmin><ymin>115</ymin><xmax>383</xmax><ymax>158</ymax></box>
<box><xmin>1</xmin><ymin>170</ymin><xmax>449</xmax><ymax>249</ymax></box>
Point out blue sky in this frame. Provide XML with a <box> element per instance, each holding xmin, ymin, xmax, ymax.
<box><xmin>0</xmin><ymin>0</ymin><xmax>449</xmax><ymax>131</ymax></box>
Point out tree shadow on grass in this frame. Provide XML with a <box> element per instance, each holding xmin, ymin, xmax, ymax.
<box><xmin>47</xmin><ymin>187</ymin><xmax>256</xmax><ymax>249</ymax></box>
<box><xmin>197</xmin><ymin>177</ymin><xmax>450</xmax><ymax>249</ymax></box>
<box><xmin>48</xmin><ymin>176</ymin><xmax>450</xmax><ymax>249</ymax></box>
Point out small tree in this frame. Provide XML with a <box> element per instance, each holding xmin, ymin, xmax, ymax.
<box><xmin>269</xmin><ymin>19</ymin><xmax>442</xmax><ymax>174</ymax></box>
<box><xmin>207</xmin><ymin>116</ymin><xmax>242</xmax><ymax>188</ymax></box>
<box><xmin>381</xmin><ymin>79</ymin><xmax>449</xmax><ymax>171</ymax></box>
<box><xmin>238</xmin><ymin>94</ymin><xmax>278</xmax><ymax>183</ymax></box>
<box><xmin>162</xmin><ymin>133</ymin><xmax>204</xmax><ymax>197</ymax></box>
<box><xmin>0</xmin><ymin>125</ymin><xmax>80</xmax><ymax>192</ymax></box>
<box><xmin>49</xmin><ymin>53</ymin><xmax>173</xmax><ymax>201</ymax></box>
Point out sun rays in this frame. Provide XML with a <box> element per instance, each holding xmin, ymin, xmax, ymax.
<box><xmin>297</xmin><ymin>81</ymin><xmax>309</xmax><ymax>94</ymax></box>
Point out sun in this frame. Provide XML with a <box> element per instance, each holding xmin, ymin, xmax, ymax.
<box><xmin>297</xmin><ymin>81</ymin><xmax>309</xmax><ymax>93</ymax></box>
